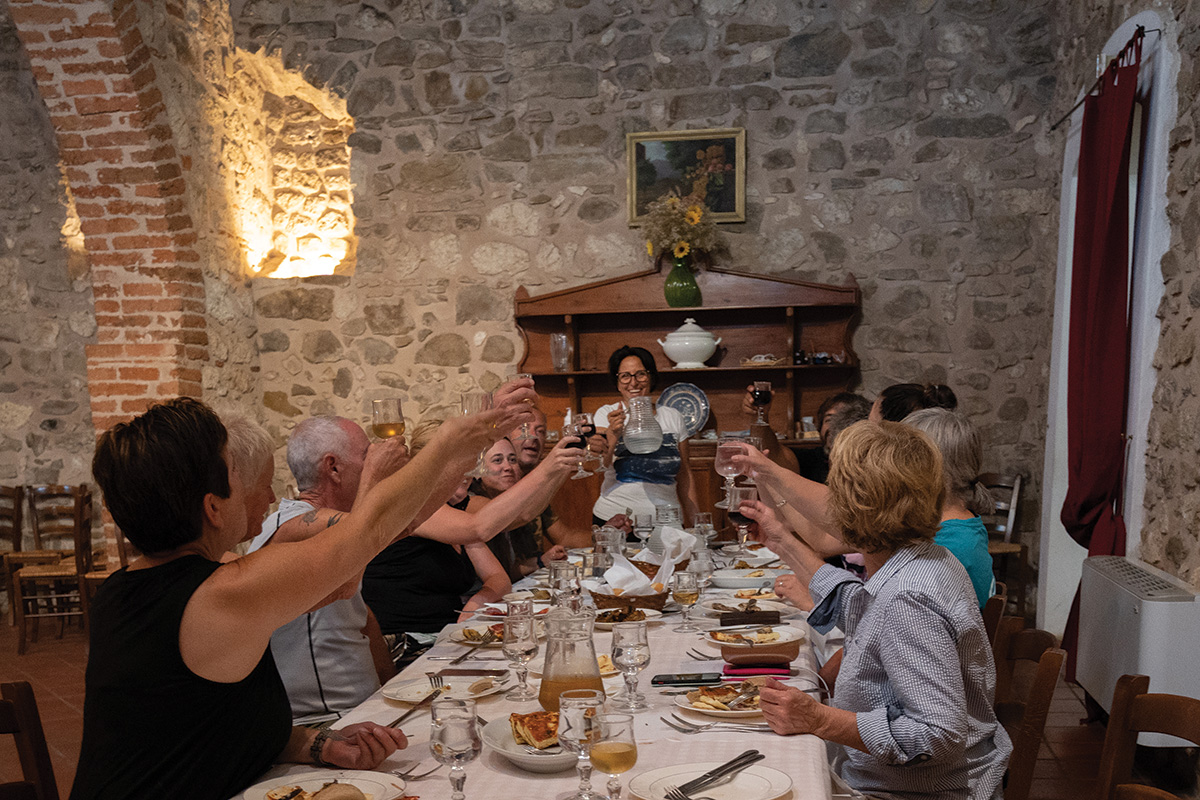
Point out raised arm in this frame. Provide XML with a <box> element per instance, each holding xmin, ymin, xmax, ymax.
<box><xmin>733</xmin><ymin>444</ymin><xmax>849</xmax><ymax>556</ymax></box>
<box><xmin>414</xmin><ymin>438</ymin><xmax>580</xmax><ymax>545</ymax></box>
<box><xmin>181</xmin><ymin>395</ymin><xmax>535</xmax><ymax>682</ymax></box>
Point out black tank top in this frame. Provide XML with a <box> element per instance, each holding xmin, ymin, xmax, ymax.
<box><xmin>70</xmin><ymin>555</ymin><xmax>291</xmax><ymax>800</ymax></box>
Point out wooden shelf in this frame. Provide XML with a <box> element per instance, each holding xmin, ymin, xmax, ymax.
<box><xmin>530</xmin><ymin>363</ymin><xmax>854</xmax><ymax>378</ymax></box>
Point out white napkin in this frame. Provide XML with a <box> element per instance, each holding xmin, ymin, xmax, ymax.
<box><xmin>600</xmin><ymin>552</ymin><xmax>654</xmax><ymax>596</ymax></box>
<box><xmin>650</xmin><ymin>526</ymin><xmax>693</xmax><ymax>588</ymax></box>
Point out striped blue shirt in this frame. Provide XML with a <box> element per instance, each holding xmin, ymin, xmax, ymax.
<box><xmin>809</xmin><ymin>540</ymin><xmax>1011</xmax><ymax>800</ymax></box>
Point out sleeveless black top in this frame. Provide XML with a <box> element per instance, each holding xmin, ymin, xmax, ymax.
<box><xmin>70</xmin><ymin>555</ymin><xmax>291</xmax><ymax>800</ymax></box>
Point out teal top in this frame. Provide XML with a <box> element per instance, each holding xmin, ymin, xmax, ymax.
<box><xmin>935</xmin><ymin>516</ymin><xmax>993</xmax><ymax>608</ymax></box>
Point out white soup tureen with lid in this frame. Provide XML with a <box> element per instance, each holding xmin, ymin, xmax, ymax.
<box><xmin>657</xmin><ymin>318</ymin><xmax>721</xmax><ymax>369</ymax></box>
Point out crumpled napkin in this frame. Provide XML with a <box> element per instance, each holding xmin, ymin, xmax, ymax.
<box><xmin>600</xmin><ymin>551</ymin><xmax>654</xmax><ymax>596</ymax></box>
<box><xmin>649</xmin><ymin>526</ymin><xmax>694</xmax><ymax>588</ymax></box>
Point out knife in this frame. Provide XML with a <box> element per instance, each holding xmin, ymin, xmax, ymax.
<box><xmin>386</xmin><ymin>687</ymin><xmax>442</xmax><ymax>728</ymax></box>
<box><xmin>678</xmin><ymin>750</ymin><xmax>763</xmax><ymax>794</ymax></box>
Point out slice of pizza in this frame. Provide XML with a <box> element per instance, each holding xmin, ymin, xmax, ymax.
<box><xmin>510</xmin><ymin>710</ymin><xmax>560</xmax><ymax>749</ymax></box>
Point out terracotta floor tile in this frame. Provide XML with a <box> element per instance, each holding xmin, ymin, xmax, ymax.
<box><xmin>1028</xmin><ymin>777</ymin><xmax>1099</xmax><ymax>800</ymax></box>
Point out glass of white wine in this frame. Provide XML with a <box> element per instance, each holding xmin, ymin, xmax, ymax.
<box><xmin>671</xmin><ymin>572</ymin><xmax>700</xmax><ymax>633</ymax></box>
<box><xmin>429</xmin><ymin>697</ymin><xmax>482</xmax><ymax>800</ymax></box>
<box><xmin>371</xmin><ymin>397</ymin><xmax>405</xmax><ymax>439</ymax></box>
<box><xmin>713</xmin><ymin>436</ymin><xmax>744</xmax><ymax>509</ymax></box>
<box><xmin>502</xmin><ymin>616</ymin><xmax>539</xmax><ymax>701</ymax></box>
<box><xmin>509</xmin><ymin>370</ymin><xmax>537</xmax><ymax>441</ymax></box>
<box><xmin>590</xmin><ymin>713</ymin><xmax>637</xmax><ymax>800</ymax></box>
<box><xmin>610</xmin><ymin>621</ymin><xmax>650</xmax><ymax>711</ymax></box>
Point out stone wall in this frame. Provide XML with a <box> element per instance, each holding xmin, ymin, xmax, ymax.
<box><xmin>0</xmin><ymin>5</ymin><xmax>97</xmax><ymax>487</ymax></box>
<box><xmin>235</xmin><ymin>0</ymin><xmax>1061</xmax><ymax>558</ymax></box>
<box><xmin>1050</xmin><ymin>0</ymin><xmax>1200</xmax><ymax>586</ymax></box>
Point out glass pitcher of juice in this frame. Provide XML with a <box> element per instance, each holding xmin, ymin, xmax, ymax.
<box><xmin>539</xmin><ymin>606</ymin><xmax>604</xmax><ymax>712</ymax></box>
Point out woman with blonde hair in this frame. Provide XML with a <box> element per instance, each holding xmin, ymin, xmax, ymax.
<box><xmin>740</xmin><ymin>422</ymin><xmax>1010</xmax><ymax>800</ymax></box>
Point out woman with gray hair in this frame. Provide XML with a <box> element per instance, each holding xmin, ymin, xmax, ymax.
<box><xmin>901</xmin><ymin>408</ymin><xmax>994</xmax><ymax>606</ymax></box>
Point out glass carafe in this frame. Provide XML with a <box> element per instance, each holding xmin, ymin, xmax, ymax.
<box><xmin>539</xmin><ymin>607</ymin><xmax>605</xmax><ymax>712</ymax></box>
<box><xmin>623</xmin><ymin>397</ymin><xmax>663</xmax><ymax>454</ymax></box>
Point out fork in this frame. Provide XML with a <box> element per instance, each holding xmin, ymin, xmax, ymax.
<box><xmin>427</xmin><ymin>673</ymin><xmax>444</xmax><ymax>690</ymax></box>
<box><xmin>686</xmin><ymin>648</ymin><xmax>716</xmax><ymax>661</ymax></box>
<box><xmin>667</xmin><ymin>714</ymin><xmax>771</xmax><ymax>732</ymax></box>
<box><xmin>392</xmin><ymin>763</ymin><xmax>444</xmax><ymax>780</ymax></box>
<box><xmin>660</xmin><ymin>716</ymin><xmax>768</xmax><ymax>735</ymax></box>
<box><xmin>664</xmin><ymin>785</ymin><xmax>716</xmax><ymax>800</ymax></box>
<box><xmin>448</xmin><ymin>629</ymin><xmax>498</xmax><ymax>664</ymax></box>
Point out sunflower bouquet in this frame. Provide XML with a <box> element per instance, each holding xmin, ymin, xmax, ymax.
<box><xmin>643</xmin><ymin>192</ymin><xmax>719</xmax><ymax>267</ymax></box>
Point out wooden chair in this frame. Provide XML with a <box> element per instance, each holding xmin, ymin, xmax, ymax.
<box><xmin>979</xmin><ymin>473</ymin><xmax>1029</xmax><ymax>618</ymax></box>
<box><xmin>0</xmin><ymin>680</ymin><xmax>59</xmax><ymax>800</ymax></box>
<box><xmin>1096</xmin><ymin>674</ymin><xmax>1200</xmax><ymax>800</ymax></box>
<box><xmin>82</xmin><ymin>527</ymin><xmax>131</xmax><ymax>615</ymax></box>
<box><xmin>3</xmin><ymin>487</ymin><xmax>66</xmax><ymax>627</ymax></box>
<box><xmin>991</xmin><ymin>616</ymin><xmax>1065</xmax><ymax>800</ymax></box>
<box><xmin>12</xmin><ymin>486</ymin><xmax>93</xmax><ymax>654</ymax></box>
<box><xmin>981</xmin><ymin>581</ymin><xmax>1007</xmax><ymax>644</ymax></box>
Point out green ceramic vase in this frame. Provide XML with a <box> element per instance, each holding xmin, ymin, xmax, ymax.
<box><xmin>664</xmin><ymin>255</ymin><xmax>702</xmax><ymax>307</ymax></box>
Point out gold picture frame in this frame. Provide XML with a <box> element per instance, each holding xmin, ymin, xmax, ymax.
<box><xmin>626</xmin><ymin>127</ymin><xmax>746</xmax><ymax>225</ymax></box>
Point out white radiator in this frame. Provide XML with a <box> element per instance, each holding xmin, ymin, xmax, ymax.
<box><xmin>1078</xmin><ymin>556</ymin><xmax>1200</xmax><ymax>747</ymax></box>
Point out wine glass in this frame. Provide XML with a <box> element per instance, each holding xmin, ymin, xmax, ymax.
<box><xmin>671</xmin><ymin>572</ymin><xmax>700</xmax><ymax>633</ymax></box>
<box><xmin>576</xmin><ymin>412</ymin><xmax>606</xmax><ymax>474</ymax></box>
<box><xmin>713</xmin><ymin>437</ymin><xmax>744</xmax><ymax>509</ymax></box>
<box><xmin>688</xmin><ymin>550</ymin><xmax>715</xmax><ymax>589</ymax></box>
<box><xmin>563</xmin><ymin>420</ymin><xmax>594</xmax><ymax>480</ymax></box>
<box><xmin>509</xmin><ymin>371</ymin><xmax>537</xmax><ymax>441</ymax></box>
<box><xmin>429</xmin><ymin>697</ymin><xmax>482</xmax><ymax>800</ymax></box>
<box><xmin>751</xmin><ymin>381</ymin><xmax>772</xmax><ymax>425</ymax></box>
<box><xmin>502</xmin><ymin>616</ymin><xmax>539</xmax><ymax>701</ymax></box>
<box><xmin>610</xmin><ymin>621</ymin><xmax>650</xmax><ymax>711</ymax></box>
<box><xmin>460</xmin><ymin>391</ymin><xmax>493</xmax><ymax>478</ymax></box>
<box><xmin>742</xmin><ymin>435</ymin><xmax>763</xmax><ymax>485</ymax></box>
<box><xmin>591</xmin><ymin>713</ymin><xmax>638</xmax><ymax>800</ymax></box>
<box><xmin>728</xmin><ymin>485</ymin><xmax>760</xmax><ymax>556</ymax></box>
<box><xmin>371</xmin><ymin>397</ymin><xmax>405</xmax><ymax>440</ymax></box>
<box><xmin>691</xmin><ymin>512</ymin><xmax>717</xmax><ymax>547</ymax></box>
<box><xmin>559</xmin><ymin>689</ymin><xmax>606</xmax><ymax>800</ymax></box>
<box><xmin>506</xmin><ymin>598</ymin><xmax>534</xmax><ymax>618</ymax></box>
<box><xmin>631</xmin><ymin>513</ymin><xmax>653</xmax><ymax>552</ymax></box>
<box><xmin>549</xmin><ymin>561</ymin><xmax>582</xmax><ymax>609</ymax></box>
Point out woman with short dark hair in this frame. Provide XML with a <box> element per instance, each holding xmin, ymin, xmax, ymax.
<box><xmin>742</xmin><ymin>422</ymin><xmax>1011</xmax><ymax>800</ymax></box>
<box><xmin>71</xmin><ymin>394</ymin><xmax>532</xmax><ymax>800</ymax></box>
<box><xmin>592</xmin><ymin>345</ymin><xmax>698</xmax><ymax>524</ymax></box>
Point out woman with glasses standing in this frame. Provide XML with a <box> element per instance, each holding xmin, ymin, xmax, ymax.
<box><xmin>592</xmin><ymin>345</ymin><xmax>699</xmax><ymax>527</ymax></box>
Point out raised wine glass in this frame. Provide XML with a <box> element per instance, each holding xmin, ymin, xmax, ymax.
<box><xmin>728</xmin><ymin>485</ymin><xmax>760</xmax><ymax>557</ymax></box>
<box><xmin>502</xmin><ymin>616</ymin><xmax>539</xmax><ymax>701</ymax></box>
<box><xmin>371</xmin><ymin>397</ymin><xmax>405</xmax><ymax>439</ymax></box>
<box><xmin>559</xmin><ymin>688</ymin><xmax>606</xmax><ymax>800</ymax></box>
<box><xmin>508</xmin><ymin>370</ymin><xmax>537</xmax><ymax>441</ymax></box>
<box><xmin>460</xmin><ymin>391</ymin><xmax>493</xmax><ymax>478</ymax></box>
<box><xmin>590</xmin><ymin>713</ymin><xmax>638</xmax><ymax>800</ymax></box>
<box><xmin>610</xmin><ymin>620</ymin><xmax>650</xmax><ymax>712</ymax></box>
<box><xmin>429</xmin><ymin>697</ymin><xmax>482</xmax><ymax>800</ymax></box>
<box><xmin>751</xmin><ymin>381</ymin><xmax>772</xmax><ymax>425</ymax></box>
<box><xmin>712</xmin><ymin>436</ymin><xmax>744</xmax><ymax>509</ymax></box>
<box><xmin>671</xmin><ymin>572</ymin><xmax>700</xmax><ymax>633</ymax></box>
<box><xmin>563</xmin><ymin>420</ymin><xmax>594</xmax><ymax>480</ymax></box>
<box><xmin>576</xmin><ymin>412</ymin><xmax>606</xmax><ymax>474</ymax></box>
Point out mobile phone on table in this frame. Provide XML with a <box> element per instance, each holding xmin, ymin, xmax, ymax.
<box><xmin>650</xmin><ymin>672</ymin><xmax>723</xmax><ymax>687</ymax></box>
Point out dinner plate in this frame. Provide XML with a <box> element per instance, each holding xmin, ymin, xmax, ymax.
<box><xmin>480</xmin><ymin>717</ymin><xmax>576</xmax><ymax>773</ymax></box>
<box><xmin>592</xmin><ymin>608</ymin><xmax>664</xmax><ymax>631</ymax></box>
<box><xmin>381</xmin><ymin>673</ymin><xmax>513</xmax><ymax>703</ymax></box>
<box><xmin>706</xmin><ymin>624</ymin><xmax>806</xmax><ymax>649</ymax></box>
<box><xmin>720</xmin><ymin>543</ymin><xmax>777</xmax><ymax>558</ymax></box>
<box><xmin>241</xmin><ymin>770</ymin><xmax>406</xmax><ymax>800</ymax></box>
<box><xmin>629</xmin><ymin>762</ymin><xmax>792</xmax><ymax>800</ymax></box>
<box><xmin>657</xmin><ymin>383</ymin><xmax>710</xmax><ymax>438</ymax></box>
<box><xmin>710</xmin><ymin>568</ymin><xmax>787</xmax><ymax>589</ymax></box>
<box><xmin>719</xmin><ymin>555</ymin><xmax>780</xmax><ymax>569</ymax></box>
<box><xmin>672</xmin><ymin>694</ymin><xmax>764</xmax><ymax>719</ymax></box>
<box><xmin>474</xmin><ymin>602</ymin><xmax>552</xmax><ymax>619</ymax></box>
<box><xmin>699</xmin><ymin>598</ymin><xmax>793</xmax><ymax>617</ymax></box>
<box><xmin>449</xmin><ymin>622</ymin><xmax>544</xmax><ymax>647</ymax></box>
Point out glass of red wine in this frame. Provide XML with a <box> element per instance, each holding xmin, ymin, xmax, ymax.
<box><xmin>575</xmin><ymin>412</ymin><xmax>605</xmax><ymax>474</ymax></box>
<box><xmin>727</xmin><ymin>485</ymin><xmax>759</xmax><ymax>556</ymax></box>
<box><xmin>751</xmin><ymin>381</ymin><xmax>772</xmax><ymax>425</ymax></box>
<box><xmin>563</xmin><ymin>420</ymin><xmax>594</xmax><ymax>480</ymax></box>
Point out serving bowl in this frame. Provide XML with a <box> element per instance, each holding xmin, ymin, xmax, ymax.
<box><xmin>707</xmin><ymin>624</ymin><xmax>806</xmax><ymax>665</ymax></box>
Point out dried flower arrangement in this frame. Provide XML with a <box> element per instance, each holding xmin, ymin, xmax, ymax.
<box><xmin>642</xmin><ymin>192</ymin><xmax>720</xmax><ymax>266</ymax></box>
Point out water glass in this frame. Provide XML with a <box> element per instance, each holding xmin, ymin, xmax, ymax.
<box><xmin>502</xmin><ymin>616</ymin><xmax>539</xmax><ymax>701</ymax></box>
<box><xmin>581</xmin><ymin>551</ymin><xmax>612</xmax><ymax>580</ymax></box>
<box><xmin>688</xmin><ymin>550</ymin><xmax>715</xmax><ymax>588</ymax></box>
<box><xmin>671</xmin><ymin>572</ymin><xmax>700</xmax><ymax>633</ymax></box>
<box><xmin>551</xmin><ymin>333</ymin><xmax>571</xmax><ymax>372</ymax></box>
<box><xmin>610</xmin><ymin>621</ymin><xmax>650</xmax><ymax>711</ymax></box>
<box><xmin>429</xmin><ymin>697</ymin><xmax>482</xmax><ymax>800</ymax></box>
<box><xmin>460</xmin><ymin>391</ymin><xmax>494</xmax><ymax>478</ymax></box>
<box><xmin>559</xmin><ymin>689</ymin><xmax>606</xmax><ymax>800</ymax></box>
<box><xmin>506</xmin><ymin>598</ymin><xmax>534</xmax><ymax>618</ymax></box>
<box><xmin>591</xmin><ymin>714</ymin><xmax>638</xmax><ymax>800</ymax></box>
<box><xmin>549</xmin><ymin>561</ymin><xmax>582</xmax><ymax>608</ymax></box>
<box><xmin>631</xmin><ymin>513</ymin><xmax>654</xmax><ymax>552</ymax></box>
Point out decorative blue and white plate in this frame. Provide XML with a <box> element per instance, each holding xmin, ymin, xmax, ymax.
<box><xmin>657</xmin><ymin>382</ymin><xmax>709</xmax><ymax>439</ymax></box>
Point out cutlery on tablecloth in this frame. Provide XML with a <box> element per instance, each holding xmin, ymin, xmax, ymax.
<box><xmin>447</xmin><ymin>629</ymin><xmax>499</xmax><ymax>664</ymax></box>
<box><xmin>386</xmin><ymin>686</ymin><xmax>443</xmax><ymax>728</ymax></box>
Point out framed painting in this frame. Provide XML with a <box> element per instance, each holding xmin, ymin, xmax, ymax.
<box><xmin>626</xmin><ymin>127</ymin><xmax>746</xmax><ymax>225</ymax></box>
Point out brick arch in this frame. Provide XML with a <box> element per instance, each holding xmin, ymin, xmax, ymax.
<box><xmin>9</xmin><ymin>0</ymin><xmax>207</xmax><ymax>435</ymax></box>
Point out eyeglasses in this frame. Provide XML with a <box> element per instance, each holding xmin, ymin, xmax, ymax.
<box><xmin>616</xmin><ymin>370</ymin><xmax>650</xmax><ymax>383</ymax></box>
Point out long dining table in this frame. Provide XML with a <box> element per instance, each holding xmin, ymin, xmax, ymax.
<box><xmin>244</xmin><ymin>574</ymin><xmax>840</xmax><ymax>800</ymax></box>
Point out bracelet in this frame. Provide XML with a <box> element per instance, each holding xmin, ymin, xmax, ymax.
<box><xmin>310</xmin><ymin>728</ymin><xmax>337</xmax><ymax>768</ymax></box>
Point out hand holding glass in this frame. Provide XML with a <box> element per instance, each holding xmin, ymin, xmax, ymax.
<box><xmin>728</xmin><ymin>485</ymin><xmax>760</xmax><ymax>556</ymax></box>
<box><xmin>713</xmin><ymin>437</ymin><xmax>744</xmax><ymax>509</ymax></box>
<box><xmin>429</xmin><ymin>697</ymin><xmax>482</xmax><ymax>800</ymax></box>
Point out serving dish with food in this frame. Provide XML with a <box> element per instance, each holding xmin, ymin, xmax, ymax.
<box><xmin>591</xmin><ymin>606</ymin><xmax>664</xmax><ymax>630</ymax></box>
<box><xmin>706</xmin><ymin>625</ymin><xmax>806</xmax><ymax>665</ymax></box>
<box><xmin>699</xmin><ymin>597</ymin><xmax>792</xmax><ymax>617</ymax></box>
<box><xmin>448</xmin><ymin>621</ymin><xmax>544</xmax><ymax>646</ymax></box>
<box><xmin>480</xmin><ymin>714</ymin><xmax>575</xmax><ymax>773</ymax></box>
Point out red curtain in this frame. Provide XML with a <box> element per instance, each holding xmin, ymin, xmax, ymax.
<box><xmin>1060</xmin><ymin>31</ymin><xmax>1143</xmax><ymax>681</ymax></box>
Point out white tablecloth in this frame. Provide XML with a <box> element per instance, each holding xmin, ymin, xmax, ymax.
<box><xmin>249</xmin><ymin>589</ymin><xmax>836</xmax><ymax>800</ymax></box>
